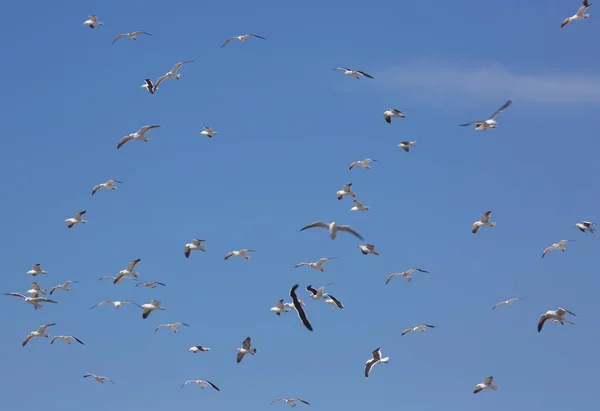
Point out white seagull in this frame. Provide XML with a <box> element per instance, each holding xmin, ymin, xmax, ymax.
<box><xmin>561</xmin><ymin>0</ymin><xmax>593</xmax><ymax>28</ymax></box>
<box><xmin>358</xmin><ymin>244</ymin><xmax>380</xmax><ymax>256</ymax></box>
<box><xmin>200</xmin><ymin>127</ymin><xmax>219</xmax><ymax>138</ymax></box>
<box><xmin>383</xmin><ymin>108</ymin><xmax>406</xmax><ymax>123</ymax></box>
<box><xmin>154</xmin><ymin>61</ymin><xmax>194</xmax><ymax>90</ymax></box>
<box><xmin>221</xmin><ymin>33</ymin><xmax>266</xmax><ymax>48</ymax></box>
<box><xmin>189</xmin><ymin>346</ymin><xmax>211</xmax><ymax>353</ymax></box>
<box><xmin>305</xmin><ymin>283</ymin><xmax>334</xmax><ymax>301</ymax></box>
<box><xmin>324</xmin><ymin>294</ymin><xmax>344</xmax><ymax>309</ymax></box>
<box><xmin>181</xmin><ymin>380</ymin><xmax>220</xmax><ymax>391</ymax></box>
<box><xmin>64</xmin><ymin>210</ymin><xmax>87</xmax><ymax>228</ymax></box>
<box><xmin>541</xmin><ymin>240</ymin><xmax>572</xmax><ymax>259</ymax></box>
<box><xmin>27</xmin><ymin>282</ymin><xmax>47</xmax><ymax>297</ymax></box>
<box><xmin>386</xmin><ymin>268</ymin><xmax>429</xmax><ymax>284</ymax></box>
<box><xmin>51</xmin><ymin>335</ymin><xmax>84</xmax><ymax>345</ymax></box>
<box><xmin>83</xmin><ymin>15</ymin><xmax>103</xmax><ymax>29</ymax></box>
<box><xmin>117</xmin><ymin>125</ymin><xmax>160</xmax><ymax>149</ymax></box>
<box><xmin>493</xmin><ymin>297</ymin><xmax>523</xmax><ymax>310</ymax></box>
<box><xmin>90</xmin><ymin>300</ymin><xmax>140</xmax><ymax>310</ymax></box>
<box><xmin>185</xmin><ymin>239</ymin><xmax>206</xmax><ymax>258</ymax></box>
<box><xmin>349</xmin><ymin>158</ymin><xmax>378</xmax><ymax>170</ymax></box>
<box><xmin>4</xmin><ymin>292</ymin><xmax>57</xmax><ymax>310</ymax></box>
<box><xmin>538</xmin><ymin>307</ymin><xmax>576</xmax><ymax>333</ymax></box>
<box><xmin>270</xmin><ymin>299</ymin><xmax>290</xmax><ymax>316</ymax></box>
<box><xmin>350</xmin><ymin>199</ymin><xmax>370</xmax><ymax>212</ymax></box>
<box><xmin>112</xmin><ymin>31</ymin><xmax>152</xmax><ymax>45</ymax></box>
<box><xmin>113</xmin><ymin>258</ymin><xmax>142</xmax><ymax>284</ymax></box>
<box><xmin>92</xmin><ymin>179</ymin><xmax>123</xmax><ymax>195</ymax></box>
<box><xmin>398</xmin><ymin>141</ymin><xmax>417</xmax><ymax>152</ymax></box>
<box><xmin>141</xmin><ymin>300</ymin><xmax>166</xmax><ymax>319</ymax></box>
<box><xmin>236</xmin><ymin>337</ymin><xmax>257</xmax><ymax>363</ymax></box>
<box><xmin>155</xmin><ymin>321</ymin><xmax>190</xmax><ymax>333</ymax></box>
<box><xmin>270</xmin><ymin>398</ymin><xmax>311</xmax><ymax>407</ymax></box>
<box><xmin>401</xmin><ymin>324</ymin><xmax>435</xmax><ymax>336</ymax></box>
<box><xmin>135</xmin><ymin>281</ymin><xmax>166</xmax><ymax>289</ymax></box>
<box><xmin>22</xmin><ymin>323</ymin><xmax>56</xmax><ymax>347</ymax></box>
<box><xmin>474</xmin><ymin>376</ymin><xmax>499</xmax><ymax>394</ymax></box>
<box><xmin>141</xmin><ymin>78</ymin><xmax>156</xmax><ymax>95</ymax></box>
<box><xmin>576</xmin><ymin>220</ymin><xmax>595</xmax><ymax>233</ymax></box>
<box><xmin>299</xmin><ymin>221</ymin><xmax>364</xmax><ymax>240</ymax></box>
<box><xmin>472</xmin><ymin>210</ymin><xmax>496</xmax><ymax>234</ymax></box>
<box><xmin>333</xmin><ymin>67</ymin><xmax>374</xmax><ymax>79</ymax></box>
<box><xmin>365</xmin><ymin>347</ymin><xmax>389</xmax><ymax>378</ymax></box>
<box><xmin>83</xmin><ymin>374</ymin><xmax>115</xmax><ymax>384</ymax></box>
<box><xmin>294</xmin><ymin>257</ymin><xmax>338</xmax><ymax>272</ymax></box>
<box><xmin>224</xmin><ymin>249</ymin><xmax>255</xmax><ymax>260</ymax></box>
<box><xmin>336</xmin><ymin>183</ymin><xmax>357</xmax><ymax>200</ymax></box>
<box><xmin>26</xmin><ymin>264</ymin><xmax>47</xmax><ymax>276</ymax></box>
<box><xmin>459</xmin><ymin>100</ymin><xmax>513</xmax><ymax>131</ymax></box>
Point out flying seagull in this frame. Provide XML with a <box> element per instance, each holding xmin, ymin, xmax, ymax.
<box><xmin>270</xmin><ymin>398</ymin><xmax>311</xmax><ymax>407</ymax></box>
<box><xmin>383</xmin><ymin>109</ymin><xmax>406</xmax><ymax>123</ymax></box>
<box><xmin>200</xmin><ymin>127</ymin><xmax>219</xmax><ymax>138</ymax></box>
<box><xmin>472</xmin><ymin>210</ymin><xmax>496</xmax><ymax>234</ymax></box>
<box><xmin>92</xmin><ymin>180</ymin><xmax>123</xmax><ymax>195</ymax></box>
<box><xmin>185</xmin><ymin>239</ymin><xmax>206</xmax><ymax>258</ymax></box>
<box><xmin>294</xmin><ymin>257</ymin><xmax>338</xmax><ymax>272</ymax></box>
<box><xmin>50</xmin><ymin>281</ymin><xmax>78</xmax><ymax>295</ymax></box>
<box><xmin>155</xmin><ymin>322</ymin><xmax>190</xmax><ymax>333</ymax></box>
<box><xmin>117</xmin><ymin>125</ymin><xmax>160</xmax><ymax>149</ymax></box>
<box><xmin>538</xmin><ymin>307</ymin><xmax>576</xmax><ymax>332</ymax></box>
<box><xmin>493</xmin><ymin>298</ymin><xmax>523</xmax><ymax>310</ymax></box>
<box><xmin>270</xmin><ymin>299</ymin><xmax>290</xmax><ymax>316</ymax></box>
<box><xmin>561</xmin><ymin>0</ymin><xmax>593</xmax><ymax>28</ymax></box>
<box><xmin>51</xmin><ymin>335</ymin><xmax>84</xmax><ymax>345</ymax></box>
<box><xmin>459</xmin><ymin>100</ymin><xmax>513</xmax><ymax>130</ymax></box>
<box><xmin>141</xmin><ymin>300</ymin><xmax>166</xmax><ymax>319</ymax></box>
<box><xmin>4</xmin><ymin>292</ymin><xmax>57</xmax><ymax>310</ymax></box>
<box><xmin>224</xmin><ymin>249</ymin><xmax>255</xmax><ymax>260</ymax></box>
<box><xmin>350</xmin><ymin>199</ymin><xmax>370</xmax><ymax>212</ymax></box>
<box><xmin>349</xmin><ymin>158</ymin><xmax>378</xmax><ymax>170</ymax></box>
<box><xmin>189</xmin><ymin>346</ymin><xmax>211</xmax><ymax>353</ymax></box>
<box><xmin>299</xmin><ymin>221</ymin><xmax>364</xmax><ymax>240</ymax></box>
<box><xmin>474</xmin><ymin>376</ymin><xmax>499</xmax><ymax>394</ymax></box>
<box><xmin>26</xmin><ymin>264</ymin><xmax>47</xmax><ymax>276</ymax></box>
<box><xmin>333</xmin><ymin>67</ymin><xmax>374</xmax><ymax>79</ymax></box>
<box><xmin>221</xmin><ymin>33</ymin><xmax>266</xmax><ymax>48</ymax></box>
<box><xmin>90</xmin><ymin>300</ymin><xmax>140</xmax><ymax>310</ymax></box>
<box><xmin>398</xmin><ymin>141</ymin><xmax>417</xmax><ymax>152</ymax></box>
<box><xmin>336</xmin><ymin>183</ymin><xmax>357</xmax><ymax>200</ymax></box>
<box><xmin>154</xmin><ymin>61</ymin><xmax>194</xmax><ymax>90</ymax></box>
<box><xmin>135</xmin><ymin>281</ymin><xmax>166</xmax><ymax>289</ymax></box>
<box><xmin>83</xmin><ymin>374</ymin><xmax>115</xmax><ymax>384</ymax></box>
<box><xmin>141</xmin><ymin>78</ymin><xmax>156</xmax><ymax>94</ymax></box>
<box><xmin>290</xmin><ymin>284</ymin><xmax>313</xmax><ymax>331</ymax></box>
<box><xmin>83</xmin><ymin>15</ymin><xmax>103</xmax><ymax>29</ymax></box>
<box><xmin>401</xmin><ymin>324</ymin><xmax>435</xmax><ymax>336</ymax></box>
<box><xmin>358</xmin><ymin>244</ymin><xmax>380</xmax><ymax>256</ymax></box>
<box><xmin>64</xmin><ymin>210</ymin><xmax>87</xmax><ymax>228</ymax></box>
<box><xmin>305</xmin><ymin>284</ymin><xmax>334</xmax><ymax>301</ymax></box>
<box><xmin>236</xmin><ymin>337</ymin><xmax>257</xmax><ymax>363</ymax></box>
<box><xmin>181</xmin><ymin>380</ymin><xmax>220</xmax><ymax>391</ymax></box>
<box><xmin>324</xmin><ymin>294</ymin><xmax>344</xmax><ymax>309</ymax></box>
<box><xmin>113</xmin><ymin>258</ymin><xmax>142</xmax><ymax>284</ymax></box>
<box><xmin>385</xmin><ymin>268</ymin><xmax>429</xmax><ymax>284</ymax></box>
<box><xmin>27</xmin><ymin>282</ymin><xmax>47</xmax><ymax>297</ymax></box>
<box><xmin>541</xmin><ymin>240</ymin><xmax>572</xmax><ymax>258</ymax></box>
<box><xmin>576</xmin><ymin>220</ymin><xmax>595</xmax><ymax>233</ymax></box>
<box><xmin>112</xmin><ymin>31</ymin><xmax>152</xmax><ymax>45</ymax></box>
<box><xmin>365</xmin><ymin>347</ymin><xmax>389</xmax><ymax>378</ymax></box>
<box><xmin>22</xmin><ymin>323</ymin><xmax>56</xmax><ymax>347</ymax></box>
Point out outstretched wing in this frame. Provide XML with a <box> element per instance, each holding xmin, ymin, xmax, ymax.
<box><xmin>489</xmin><ymin>100</ymin><xmax>512</xmax><ymax>120</ymax></box>
<box><xmin>112</xmin><ymin>33</ymin><xmax>127</xmax><ymax>45</ymax></box>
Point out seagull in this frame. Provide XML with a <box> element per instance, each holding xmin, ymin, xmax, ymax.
<box><xmin>270</xmin><ymin>299</ymin><xmax>290</xmax><ymax>316</ymax></box>
<box><xmin>83</xmin><ymin>15</ymin><xmax>103</xmax><ymax>29</ymax></box>
<box><xmin>64</xmin><ymin>210</ymin><xmax>87</xmax><ymax>228</ymax></box>
<box><xmin>51</xmin><ymin>335</ymin><xmax>84</xmax><ymax>345</ymax></box>
<box><xmin>493</xmin><ymin>298</ymin><xmax>523</xmax><ymax>310</ymax></box>
<box><xmin>221</xmin><ymin>33</ymin><xmax>266</xmax><ymax>48</ymax></box>
<box><xmin>349</xmin><ymin>158</ymin><xmax>378</xmax><ymax>170</ymax></box>
<box><xmin>141</xmin><ymin>300</ymin><xmax>166</xmax><ymax>319</ymax></box>
<box><xmin>92</xmin><ymin>180</ymin><xmax>123</xmax><ymax>195</ymax></box>
<box><xmin>474</xmin><ymin>376</ymin><xmax>499</xmax><ymax>394</ymax></box>
<box><xmin>365</xmin><ymin>347</ymin><xmax>389</xmax><ymax>378</ymax></box>
<box><xmin>576</xmin><ymin>220</ymin><xmax>595</xmax><ymax>233</ymax></box>
<box><xmin>358</xmin><ymin>244</ymin><xmax>380</xmax><ymax>256</ymax></box>
<box><xmin>181</xmin><ymin>380</ymin><xmax>220</xmax><ymax>391</ymax></box>
<box><xmin>4</xmin><ymin>292</ymin><xmax>57</xmax><ymax>310</ymax></box>
<box><xmin>200</xmin><ymin>127</ymin><xmax>219</xmax><ymax>138</ymax></box>
<box><xmin>224</xmin><ymin>249</ymin><xmax>255</xmax><ymax>260</ymax></box>
<box><xmin>541</xmin><ymin>240</ymin><xmax>572</xmax><ymax>258</ymax></box>
<box><xmin>22</xmin><ymin>323</ymin><xmax>56</xmax><ymax>347</ymax></box>
<box><xmin>99</xmin><ymin>275</ymin><xmax>135</xmax><ymax>284</ymax></box>
<box><xmin>83</xmin><ymin>374</ymin><xmax>115</xmax><ymax>384</ymax></box>
<box><xmin>385</xmin><ymin>268</ymin><xmax>429</xmax><ymax>284</ymax></box>
<box><xmin>538</xmin><ymin>307</ymin><xmax>576</xmax><ymax>332</ymax></box>
<box><xmin>472</xmin><ymin>210</ymin><xmax>496</xmax><ymax>234</ymax></box>
<box><xmin>112</xmin><ymin>31</ymin><xmax>152</xmax><ymax>45</ymax></box>
<box><xmin>290</xmin><ymin>284</ymin><xmax>313</xmax><ymax>331</ymax></box>
<box><xmin>155</xmin><ymin>322</ymin><xmax>190</xmax><ymax>333</ymax></box>
<box><xmin>299</xmin><ymin>221</ymin><xmax>364</xmax><ymax>240</ymax></box>
<box><xmin>398</xmin><ymin>141</ymin><xmax>417</xmax><ymax>152</ymax></box>
<box><xmin>27</xmin><ymin>282</ymin><xmax>47</xmax><ymax>296</ymax></box>
<box><xmin>306</xmin><ymin>284</ymin><xmax>334</xmax><ymax>301</ymax></box>
<box><xmin>401</xmin><ymin>324</ymin><xmax>435</xmax><ymax>336</ymax></box>
<box><xmin>141</xmin><ymin>78</ymin><xmax>156</xmax><ymax>94</ymax></box>
<box><xmin>90</xmin><ymin>300</ymin><xmax>140</xmax><ymax>310</ymax></box>
<box><xmin>189</xmin><ymin>346</ymin><xmax>211</xmax><ymax>353</ymax></box>
<box><xmin>26</xmin><ymin>264</ymin><xmax>47</xmax><ymax>276</ymax></box>
<box><xmin>135</xmin><ymin>281</ymin><xmax>166</xmax><ymax>289</ymax></box>
<box><xmin>383</xmin><ymin>109</ymin><xmax>406</xmax><ymax>123</ymax></box>
<box><xmin>561</xmin><ymin>0</ymin><xmax>593</xmax><ymax>28</ymax></box>
<box><xmin>236</xmin><ymin>337</ymin><xmax>257</xmax><ymax>363</ymax></box>
<box><xmin>154</xmin><ymin>61</ymin><xmax>194</xmax><ymax>90</ymax></box>
<box><xmin>336</xmin><ymin>183</ymin><xmax>357</xmax><ymax>200</ymax></box>
<box><xmin>350</xmin><ymin>199</ymin><xmax>370</xmax><ymax>212</ymax></box>
<box><xmin>333</xmin><ymin>67</ymin><xmax>374</xmax><ymax>80</ymax></box>
<box><xmin>294</xmin><ymin>257</ymin><xmax>338</xmax><ymax>272</ymax></box>
<box><xmin>113</xmin><ymin>258</ymin><xmax>142</xmax><ymax>284</ymax></box>
<box><xmin>117</xmin><ymin>125</ymin><xmax>160</xmax><ymax>149</ymax></box>
<box><xmin>185</xmin><ymin>239</ymin><xmax>206</xmax><ymax>258</ymax></box>
<box><xmin>324</xmin><ymin>294</ymin><xmax>344</xmax><ymax>309</ymax></box>
<box><xmin>459</xmin><ymin>100</ymin><xmax>513</xmax><ymax>131</ymax></box>
<box><xmin>270</xmin><ymin>398</ymin><xmax>311</xmax><ymax>407</ymax></box>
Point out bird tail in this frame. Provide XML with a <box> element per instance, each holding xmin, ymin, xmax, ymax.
<box><xmin>489</xmin><ymin>222</ymin><xmax>496</xmax><ymax>227</ymax></box>
<box><xmin>590</xmin><ymin>227</ymin><xmax>596</xmax><ymax>233</ymax></box>
<box><xmin>373</xmin><ymin>251</ymin><xmax>380</xmax><ymax>256</ymax></box>
<box><xmin>250</xmin><ymin>348</ymin><xmax>257</xmax><ymax>354</ymax></box>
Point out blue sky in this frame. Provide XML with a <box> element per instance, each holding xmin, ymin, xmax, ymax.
<box><xmin>1</xmin><ymin>0</ymin><xmax>599</xmax><ymax>409</ymax></box>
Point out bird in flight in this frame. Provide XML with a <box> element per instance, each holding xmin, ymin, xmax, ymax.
<box><xmin>26</xmin><ymin>264</ymin><xmax>47</xmax><ymax>276</ymax></box>
<box><xmin>181</xmin><ymin>380</ymin><xmax>220</xmax><ymax>391</ymax></box>
<box><xmin>473</xmin><ymin>376</ymin><xmax>499</xmax><ymax>394</ymax></box>
<box><xmin>358</xmin><ymin>244</ymin><xmax>380</xmax><ymax>256</ymax></box>
<box><xmin>51</xmin><ymin>335</ymin><xmax>84</xmax><ymax>345</ymax></box>
<box><xmin>154</xmin><ymin>61</ymin><xmax>194</xmax><ymax>90</ymax></box>
<box><xmin>92</xmin><ymin>179</ymin><xmax>123</xmax><ymax>195</ymax></box>
<box><xmin>221</xmin><ymin>33</ymin><xmax>266</xmax><ymax>48</ymax></box>
<box><xmin>541</xmin><ymin>239</ymin><xmax>572</xmax><ymax>258</ymax></box>
<box><xmin>575</xmin><ymin>220</ymin><xmax>595</xmax><ymax>233</ymax></box>
<box><xmin>398</xmin><ymin>141</ymin><xmax>417</xmax><ymax>152</ymax></box>
<box><xmin>294</xmin><ymin>257</ymin><xmax>338</xmax><ymax>272</ymax></box>
<box><xmin>299</xmin><ymin>221</ymin><xmax>364</xmax><ymax>240</ymax></box>
<box><xmin>492</xmin><ymin>297</ymin><xmax>523</xmax><ymax>310</ymax></box>
<box><xmin>401</xmin><ymin>324</ymin><xmax>436</xmax><ymax>336</ymax></box>
<box><xmin>561</xmin><ymin>0</ymin><xmax>593</xmax><ymax>28</ymax></box>
<box><xmin>112</xmin><ymin>31</ymin><xmax>152</xmax><ymax>45</ymax></box>
<box><xmin>472</xmin><ymin>210</ymin><xmax>496</xmax><ymax>234</ymax></box>
<box><xmin>365</xmin><ymin>347</ymin><xmax>389</xmax><ymax>378</ymax></box>
<box><xmin>382</xmin><ymin>108</ymin><xmax>406</xmax><ymax>123</ymax></box>
<box><xmin>155</xmin><ymin>322</ymin><xmax>190</xmax><ymax>333</ymax></box>
<box><xmin>83</xmin><ymin>374</ymin><xmax>115</xmax><ymax>384</ymax></box>
<box><xmin>290</xmin><ymin>284</ymin><xmax>313</xmax><ymax>331</ymax></box>
<box><xmin>4</xmin><ymin>292</ymin><xmax>57</xmax><ymax>310</ymax></box>
<box><xmin>64</xmin><ymin>210</ymin><xmax>87</xmax><ymax>228</ymax></box>
<box><xmin>224</xmin><ymin>249</ymin><xmax>255</xmax><ymax>260</ymax></box>
<box><xmin>386</xmin><ymin>268</ymin><xmax>429</xmax><ymax>284</ymax></box>
<box><xmin>22</xmin><ymin>323</ymin><xmax>56</xmax><ymax>347</ymax></box>
<box><xmin>333</xmin><ymin>67</ymin><xmax>374</xmax><ymax>80</ymax></box>
<box><xmin>135</xmin><ymin>281</ymin><xmax>166</xmax><ymax>289</ymax></box>
<box><xmin>538</xmin><ymin>307</ymin><xmax>576</xmax><ymax>332</ymax></box>
<box><xmin>236</xmin><ymin>337</ymin><xmax>257</xmax><ymax>363</ymax></box>
<box><xmin>49</xmin><ymin>281</ymin><xmax>78</xmax><ymax>295</ymax></box>
<box><xmin>270</xmin><ymin>398</ymin><xmax>311</xmax><ymax>407</ymax></box>
<box><xmin>459</xmin><ymin>100</ymin><xmax>513</xmax><ymax>131</ymax></box>
<box><xmin>336</xmin><ymin>183</ymin><xmax>357</xmax><ymax>200</ymax></box>
<box><xmin>184</xmin><ymin>239</ymin><xmax>206</xmax><ymax>258</ymax></box>
<box><xmin>200</xmin><ymin>127</ymin><xmax>219</xmax><ymax>138</ymax></box>
<box><xmin>117</xmin><ymin>125</ymin><xmax>160</xmax><ymax>149</ymax></box>
<box><xmin>83</xmin><ymin>15</ymin><xmax>103</xmax><ymax>29</ymax></box>
<box><xmin>189</xmin><ymin>346</ymin><xmax>211</xmax><ymax>353</ymax></box>
<box><xmin>350</xmin><ymin>199</ymin><xmax>370</xmax><ymax>212</ymax></box>
<box><xmin>349</xmin><ymin>158</ymin><xmax>378</xmax><ymax>170</ymax></box>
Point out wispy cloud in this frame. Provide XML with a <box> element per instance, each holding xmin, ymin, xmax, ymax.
<box><xmin>377</xmin><ymin>61</ymin><xmax>600</xmax><ymax>103</ymax></box>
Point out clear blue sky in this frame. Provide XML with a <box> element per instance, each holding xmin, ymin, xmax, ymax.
<box><xmin>1</xmin><ymin>0</ymin><xmax>599</xmax><ymax>410</ymax></box>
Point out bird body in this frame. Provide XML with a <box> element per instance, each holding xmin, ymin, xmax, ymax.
<box><xmin>336</xmin><ymin>183</ymin><xmax>357</xmax><ymax>200</ymax></box>
<box><xmin>350</xmin><ymin>199</ymin><xmax>370</xmax><ymax>212</ymax></box>
<box><xmin>26</xmin><ymin>264</ymin><xmax>47</xmax><ymax>276</ymax></box>
<box><xmin>358</xmin><ymin>244</ymin><xmax>380</xmax><ymax>255</ymax></box>
<box><xmin>398</xmin><ymin>141</ymin><xmax>417</xmax><ymax>152</ymax></box>
<box><xmin>141</xmin><ymin>300</ymin><xmax>166</xmax><ymax>319</ymax></box>
<box><xmin>224</xmin><ymin>249</ymin><xmax>255</xmax><ymax>260</ymax></box>
<box><xmin>22</xmin><ymin>323</ymin><xmax>56</xmax><ymax>346</ymax></box>
<box><xmin>561</xmin><ymin>1</ymin><xmax>593</xmax><ymax>27</ymax></box>
<box><xmin>576</xmin><ymin>221</ymin><xmax>595</xmax><ymax>233</ymax></box>
<box><xmin>538</xmin><ymin>307</ymin><xmax>576</xmax><ymax>332</ymax></box>
<box><xmin>459</xmin><ymin>100</ymin><xmax>512</xmax><ymax>130</ymax></box>
<box><xmin>200</xmin><ymin>127</ymin><xmax>219</xmax><ymax>138</ymax></box>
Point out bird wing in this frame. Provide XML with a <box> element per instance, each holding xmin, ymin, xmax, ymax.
<box><xmin>91</xmin><ymin>184</ymin><xmax>103</xmax><ymax>195</ymax></box>
<box><xmin>270</xmin><ymin>399</ymin><xmax>284</xmax><ymax>405</ymax></box>
<box><xmin>349</xmin><ymin>162</ymin><xmax>358</xmax><ymax>170</ymax></box>
<box><xmin>425</xmin><ymin>324</ymin><xmax>436</xmax><ymax>328</ymax></box>
<box><xmin>172</xmin><ymin>61</ymin><xmax>193</xmax><ymax>72</ymax></box>
<box><xmin>290</xmin><ymin>284</ymin><xmax>313</xmax><ymax>331</ymax></box>
<box><xmin>49</xmin><ymin>287</ymin><xmax>57</xmax><ymax>295</ymax></box>
<box><xmin>558</xmin><ymin>239</ymin><xmax>569</xmax><ymax>246</ymax></box>
<box><xmin>38</xmin><ymin>323</ymin><xmax>56</xmax><ymax>333</ymax></box>
<box><xmin>337</xmin><ymin>225</ymin><xmax>364</xmax><ymax>240</ymax></box>
<box><xmin>306</xmin><ymin>285</ymin><xmax>318</xmax><ymax>295</ymax></box>
<box><xmin>249</xmin><ymin>33</ymin><xmax>266</xmax><ymax>39</ymax></box>
<box><xmin>415</xmin><ymin>268</ymin><xmax>429</xmax><ymax>273</ymax></box>
<box><xmin>541</xmin><ymin>246</ymin><xmax>552</xmax><ymax>258</ymax></box>
<box><xmin>138</xmin><ymin>125</ymin><xmax>159</xmax><ymax>135</ymax></box>
<box><xmin>236</xmin><ymin>351</ymin><xmax>245</xmax><ymax>363</ymax></box>
<box><xmin>126</xmin><ymin>258</ymin><xmax>141</xmax><ymax>271</ymax></box>
<box><xmin>184</xmin><ymin>245</ymin><xmax>191</xmax><ymax>258</ymax></box>
<box><xmin>75</xmin><ymin>210</ymin><xmax>86</xmax><ymax>219</ymax></box>
<box><xmin>155</xmin><ymin>324</ymin><xmax>167</xmax><ymax>332</ymax></box>
<box><xmin>371</xmin><ymin>347</ymin><xmax>382</xmax><ymax>361</ymax></box>
<box><xmin>297</xmin><ymin>399</ymin><xmax>310</xmax><ymax>405</ymax></box>
<box><xmin>385</xmin><ymin>273</ymin><xmax>399</xmax><ymax>285</ymax></box>
<box><xmin>334</xmin><ymin>67</ymin><xmax>352</xmax><ymax>71</ymax></box>
<box><xmin>112</xmin><ymin>34</ymin><xmax>127</xmax><ymax>45</ymax></box>
<box><xmin>458</xmin><ymin>121</ymin><xmax>482</xmax><ymax>127</ymax></box>
<box><xmin>352</xmin><ymin>199</ymin><xmax>363</xmax><ymax>207</ymax></box>
<box><xmin>561</xmin><ymin>17</ymin><xmax>572</xmax><ymax>27</ymax></box>
<box><xmin>205</xmin><ymin>380</ymin><xmax>220</xmax><ymax>391</ymax></box>
<box><xmin>224</xmin><ymin>252</ymin><xmax>234</xmax><ymax>260</ymax></box>
<box><xmin>22</xmin><ymin>334</ymin><xmax>34</xmax><ymax>346</ymax></box>
<box><xmin>154</xmin><ymin>74</ymin><xmax>169</xmax><ymax>89</ymax></box>
<box><xmin>576</xmin><ymin>5</ymin><xmax>588</xmax><ymax>16</ymax></box>
<box><xmin>401</xmin><ymin>328</ymin><xmax>413</xmax><ymax>336</ymax></box>
<box><xmin>327</xmin><ymin>294</ymin><xmax>344</xmax><ymax>309</ymax></box>
<box><xmin>181</xmin><ymin>380</ymin><xmax>196</xmax><ymax>388</ymax></box>
<box><xmin>50</xmin><ymin>336</ymin><xmax>60</xmax><ymax>344</ymax></box>
<box><xmin>73</xmin><ymin>336</ymin><xmax>85</xmax><ymax>345</ymax></box>
<box><xmin>489</xmin><ymin>100</ymin><xmax>512</xmax><ymax>119</ymax></box>
<box><xmin>90</xmin><ymin>300</ymin><xmax>112</xmax><ymax>309</ymax></box>
<box><xmin>364</xmin><ymin>359</ymin><xmax>374</xmax><ymax>378</ymax></box>
<box><xmin>472</xmin><ymin>223</ymin><xmax>481</xmax><ymax>234</ymax></box>
<box><xmin>492</xmin><ymin>301</ymin><xmax>505</xmax><ymax>310</ymax></box>
<box><xmin>5</xmin><ymin>292</ymin><xmax>26</xmax><ymax>299</ymax></box>
<box><xmin>538</xmin><ymin>314</ymin><xmax>550</xmax><ymax>332</ymax></box>
<box><xmin>117</xmin><ymin>135</ymin><xmax>133</xmax><ymax>149</ymax></box>
<box><xmin>242</xmin><ymin>337</ymin><xmax>251</xmax><ymax>349</ymax></box>
<box><xmin>480</xmin><ymin>210</ymin><xmax>491</xmax><ymax>223</ymax></box>
<box><xmin>221</xmin><ymin>37</ymin><xmax>236</xmax><ymax>48</ymax></box>
<box><xmin>299</xmin><ymin>221</ymin><xmax>328</xmax><ymax>231</ymax></box>
<box><xmin>343</xmin><ymin>183</ymin><xmax>353</xmax><ymax>191</ymax></box>
<box><xmin>483</xmin><ymin>376</ymin><xmax>494</xmax><ymax>385</ymax></box>
<box><xmin>356</xmin><ymin>70</ymin><xmax>374</xmax><ymax>79</ymax></box>
<box><xmin>133</xmin><ymin>31</ymin><xmax>152</xmax><ymax>36</ymax></box>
